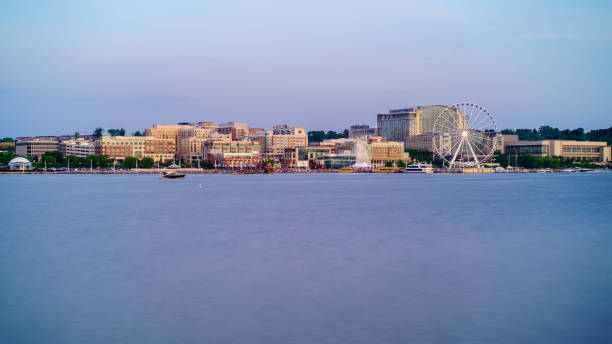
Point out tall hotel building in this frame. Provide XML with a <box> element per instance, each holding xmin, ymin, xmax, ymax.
<box><xmin>377</xmin><ymin>105</ymin><xmax>450</xmax><ymax>143</ymax></box>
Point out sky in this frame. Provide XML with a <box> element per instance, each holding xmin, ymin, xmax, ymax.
<box><xmin>1</xmin><ymin>0</ymin><xmax>611</xmax><ymax>137</ymax></box>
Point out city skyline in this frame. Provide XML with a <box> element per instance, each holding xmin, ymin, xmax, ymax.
<box><xmin>2</xmin><ymin>1</ymin><xmax>612</xmax><ymax>137</ymax></box>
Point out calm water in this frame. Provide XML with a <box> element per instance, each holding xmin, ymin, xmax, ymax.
<box><xmin>1</xmin><ymin>173</ymin><xmax>612</xmax><ymax>344</ymax></box>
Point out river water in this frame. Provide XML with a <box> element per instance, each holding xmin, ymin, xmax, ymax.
<box><xmin>1</xmin><ymin>173</ymin><xmax>612</xmax><ymax>343</ymax></box>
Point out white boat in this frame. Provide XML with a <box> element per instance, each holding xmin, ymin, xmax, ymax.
<box><xmin>405</xmin><ymin>163</ymin><xmax>433</xmax><ymax>173</ymax></box>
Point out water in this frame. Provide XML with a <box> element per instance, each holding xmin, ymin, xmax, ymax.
<box><xmin>1</xmin><ymin>173</ymin><xmax>611</xmax><ymax>344</ymax></box>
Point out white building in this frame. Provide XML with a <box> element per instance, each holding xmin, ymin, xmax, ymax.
<box><xmin>60</xmin><ymin>139</ymin><xmax>96</xmax><ymax>158</ymax></box>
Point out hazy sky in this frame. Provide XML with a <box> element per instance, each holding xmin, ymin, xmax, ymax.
<box><xmin>1</xmin><ymin>0</ymin><xmax>611</xmax><ymax>137</ymax></box>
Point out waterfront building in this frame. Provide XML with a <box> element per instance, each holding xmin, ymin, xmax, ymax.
<box><xmin>203</xmin><ymin>138</ymin><xmax>261</xmax><ymax>167</ymax></box>
<box><xmin>377</xmin><ymin>105</ymin><xmax>466</xmax><ymax>144</ymax></box>
<box><xmin>405</xmin><ymin>132</ymin><xmax>451</xmax><ymax>154</ymax></box>
<box><xmin>177</xmin><ymin>122</ymin><xmax>217</xmax><ymax>163</ymax></box>
<box><xmin>97</xmin><ymin>135</ymin><xmax>145</xmax><ymax>159</ymax></box>
<box><xmin>254</xmin><ymin>125</ymin><xmax>308</xmax><ymax>154</ymax></box>
<box><xmin>145</xmin><ymin>124</ymin><xmax>187</xmax><ymax>141</ymax></box>
<box><xmin>60</xmin><ymin>138</ymin><xmax>96</xmax><ymax>158</ymax></box>
<box><xmin>348</xmin><ymin>125</ymin><xmax>377</xmax><ymax>138</ymax></box>
<box><xmin>98</xmin><ymin>135</ymin><xmax>176</xmax><ymax>161</ymax></box>
<box><xmin>282</xmin><ymin>146</ymin><xmax>333</xmax><ymax>169</ymax></box>
<box><xmin>15</xmin><ymin>137</ymin><xmax>59</xmax><ymax>158</ymax></box>
<box><xmin>8</xmin><ymin>157</ymin><xmax>32</xmax><ymax>170</ymax></box>
<box><xmin>504</xmin><ymin>140</ymin><xmax>611</xmax><ymax>162</ymax></box>
<box><xmin>370</xmin><ymin>141</ymin><xmax>410</xmax><ymax>168</ymax></box>
<box><xmin>203</xmin><ymin>139</ymin><xmax>260</xmax><ymax>156</ymax></box>
<box><xmin>216</xmin><ymin>122</ymin><xmax>249</xmax><ymax>140</ymax></box>
<box><xmin>314</xmin><ymin>154</ymin><xmax>356</xmax><ymax>169</ymax></box>
<box><xmin>144</xmin><ymin>137</ymin><xmax>176</xmax><ymax>162</ymax></box>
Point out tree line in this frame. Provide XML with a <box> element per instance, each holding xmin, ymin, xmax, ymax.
<box><xmin>92</xmin><ymin>128</ymin><xmax>143</xmax><ymax>138</ymax></box>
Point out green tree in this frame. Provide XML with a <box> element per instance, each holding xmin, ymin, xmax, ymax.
<box><xmin>396</xmin><ymin>159</ymin><xmax>406</xmax><ymax>168</ymax></box>
<box><xmin>1</xmin><ymin>137</ymin><xmax>14</xmax><ymax>142</ymax></box>
<box><xmin>41</xmin><ymin>151</ymin><xmax>64</xmax><ymax>164</ymax></box>
<box><xmin>141</xmin><ymin>157</ymin><xmax>154</xmax><ymax>168</ymax></box>
<box><xmin>0</xmin><ymin>151</ymin><xmax>16</xmax><ymax>165</ymax></box>
<box><xmin>41</xmin><ymin>155</ymin><xmax>57</xmax><ymax>166</ymax></box>
<box><xmin>384</xmin><ymin>161</ymin><xmax>394</xmax><ymax>167</ymax></box>
<box><xmin>66</xmin><ymin>155</ymin><xmax>80</xmax><ymax>168</ymax></box>
<box><xmin>493</xmin><ymin>151</ymin><xmax>508</xmax><ymax>168</ymax></box>
<box><xmin>74</xmin><ymin>132</ymin><xmax>80</xmax><ymax>139</ymax></box>
<box><xmin>123</xmin><ymin>156</ymin><xmax>139</xmax><ymax>169</ymax></box>
<box><xmin>93</xmin><ymin>128</ymin><xmax>104</xmax><ymax>138</ymax></box>
<box><xmin>132</xmin><ymin>131</ymin><xmax>143</xmax><ymax>136</ymax></box>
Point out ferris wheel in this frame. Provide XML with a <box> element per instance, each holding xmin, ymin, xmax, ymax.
<box><xmin>432</xmin><ymin>102</ymin><xmax>498</xmax><ymax>168</ymax></box>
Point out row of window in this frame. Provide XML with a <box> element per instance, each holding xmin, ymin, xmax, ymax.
<box><xmin>562</xmin><ymin>146</ymin><xmax>600</xmax><ymax>153</ymax></box>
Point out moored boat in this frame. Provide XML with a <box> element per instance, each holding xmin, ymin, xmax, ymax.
<box><xmin>404</xmin><ymin>163</ymin><xmax>433</xmax><ymax>174</ymax></box>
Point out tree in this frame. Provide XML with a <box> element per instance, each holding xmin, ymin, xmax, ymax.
<box><xmin>41</xmin><ymin>155</ymin><xmax>57</xmax><ymax>166</ymax></box>
<box><xmin>124</xmin><ymin>156</ymin><xmax>139</xmax><ymax>169</ymax></box>
<box><xmin>0</xmin><ymin>151</ymin><xmax>16</xmax><ymax>165</ymax></box>
<box><xmin>66</xmin><ymin>155</ymin><xmax>80</xmax><ymax>168</ymax></box>
<box><xmin>132</xmin><ymin>131</ymin><xmax>143</xmax><ymax>136</ymax></box>
<box><xmin>493</xmin><ymin>151</ymin><xmax>508</xmax><ymax>168</ymax></box>
<box><xmin>384</xmin><ymin>161</ymin><xmax>394</xmax><ymax>167</ymax></box>
<box><xmin>141</xmin><ymin>157</ymin><xmax>154</xmax><ymax>168</ymax></box>
<box><xmin>396</xmin><ymin>159</ymin><xmax>406</xmax><ymax>168</ymax></box>
<box><xmin>74</xmin><ymin>132</ymin><xmax>80</xmax><ymax>139</ymax></box>
<box><xmin>93</xmin><ymin>128</ymin><xmax>104</xmax><ymax>138</ymax></box>
<box><xmin>107</xmin><ymin>129</ymin><xmax>120</xmax><ymax>136</ymax></box>
<box><xmin>41</xmin><ymin>151</ymin><xmax>64</xmax><ymax>164</ymax></box>
<box><xmin>1</xmin><ymin>137</ymin><xmax>14</xmax><ymax>142</ymax></box>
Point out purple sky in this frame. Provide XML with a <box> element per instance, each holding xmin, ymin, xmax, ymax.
<box><xmin>1</xmin><ymin>0</ymin><xmax>611</xmax><ymax>137</ymax></box>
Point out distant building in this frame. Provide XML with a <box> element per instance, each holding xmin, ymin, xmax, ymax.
<box><xmin>405</xmin><ymin>132</ymin><xmax>451</xmax><ymax>155</ymax></box>
<box><xmin>253</xmin><ymin>125</ymin><xmax>308</xmax><ymax>155</ymax></box>
<box><xmin>370</xmin><ymin>141</ymin><xmax>409</xmax><ymax>168</ymax></box>
<box><xmin>15</xmin><ymin>137</ymin><xmax>59</xmax><ymax>158</ymax></box>
<box><xmin>203</xmin><ymin>139</ymin><xmax>261</xmax><ymax>168</ymax></box>
<box><xmin>0</xmin><ymin>141</ymin><xmax>15</xmax><ymax>150</ymax></box>
<box><xmin>377</xmin><ymin>105</ymin><xmax>464</xmax><ymax>144</ymax></box>
<box><xmin>348</xmin><ymin>125</ymin><xmax>377</xmax><ymax>138</ymax></box>
<box><xmin>282</xmin><ymin>146</ymin><xmax>332</xmax><ymax>169</ymax></box>
<box><xmin>504</xmin><ymin>140</ymin><xmax>611</xmax><ymax>162</ymax></box>
<box><xmin>60</xmin><ymin>138</ymin><xmax>96</xmax><ymax>158</ymax></box>
<box><xmin>97</xmin><ymin>135</ymin><xmax>175</xmax><ymax>162</ymax></box>
<box><xmin>216</xmin><ymin>122</ymin><xmax>249</xmax><ymax>140</ymax></box>
<box><xmin>177</xmin><ymin>122</ymin><xmax>217</xmax><ymax>163</ymax></box>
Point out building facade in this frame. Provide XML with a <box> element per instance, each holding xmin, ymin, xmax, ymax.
<box><xmin>504</xmin><ymin>140</ymin><xmax>611</xmax><ymax>162</ymax></box>
<box><xmin>370</xmin><ymin>141</ymin><xmax>410</xmax><ymax>168</ymax></box>
<box><xmin>60</xmin><ymin>139</ymin><xmax>96</xmax><ymax>158</ymax></box>
<box><xmin>348</xmin><ymin>125</ymin><xmax>377</xmax><ymax>138</ymax></box>
<box><xmin>254</xmin><ymin>125</ymin><xmax>308</xmax><ymax>154</ymax></box>
<box><xmin>405</xmin><ymin>132</ymin><xmax>451</xmax><ymax>155</ymax></box>
<box><xmin>98</xmin><ymin>135</ymin><xmax>176</xmax><ymax>161</ymax></box>
<box><xmin>377</xmin><ymin>105</ymin><xmax>466</xmax><ymax>145</ymax></box>
<box><xmin>16</xmin><ymin>138</ymin><xmax>59</xmax><ymax>158</ymax></box>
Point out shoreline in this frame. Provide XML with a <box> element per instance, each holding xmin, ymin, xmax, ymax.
<box><xmin>1</xmin><ymin>168</ymin><xmax>606</xmax><ymax>175</ymax></box>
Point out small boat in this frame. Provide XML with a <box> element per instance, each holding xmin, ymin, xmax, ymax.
<box><xmin>374</xmin><ymin>167</ymin><xmax>397</xmax><ymax>173</ymax></box>
<box><xmin>404</xmin><ymin>163</ymin><xmax>434</xmax><ymax>174</ymax></box>
<box><xmin>338</xmin><ymin>167</ymin><xmax>355</xmax><ymax>173</ymax></box>
<box><xmin>161</xmin><ymin>171</ymin><xmax>185</xmax><ymax>179</ymax></box>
